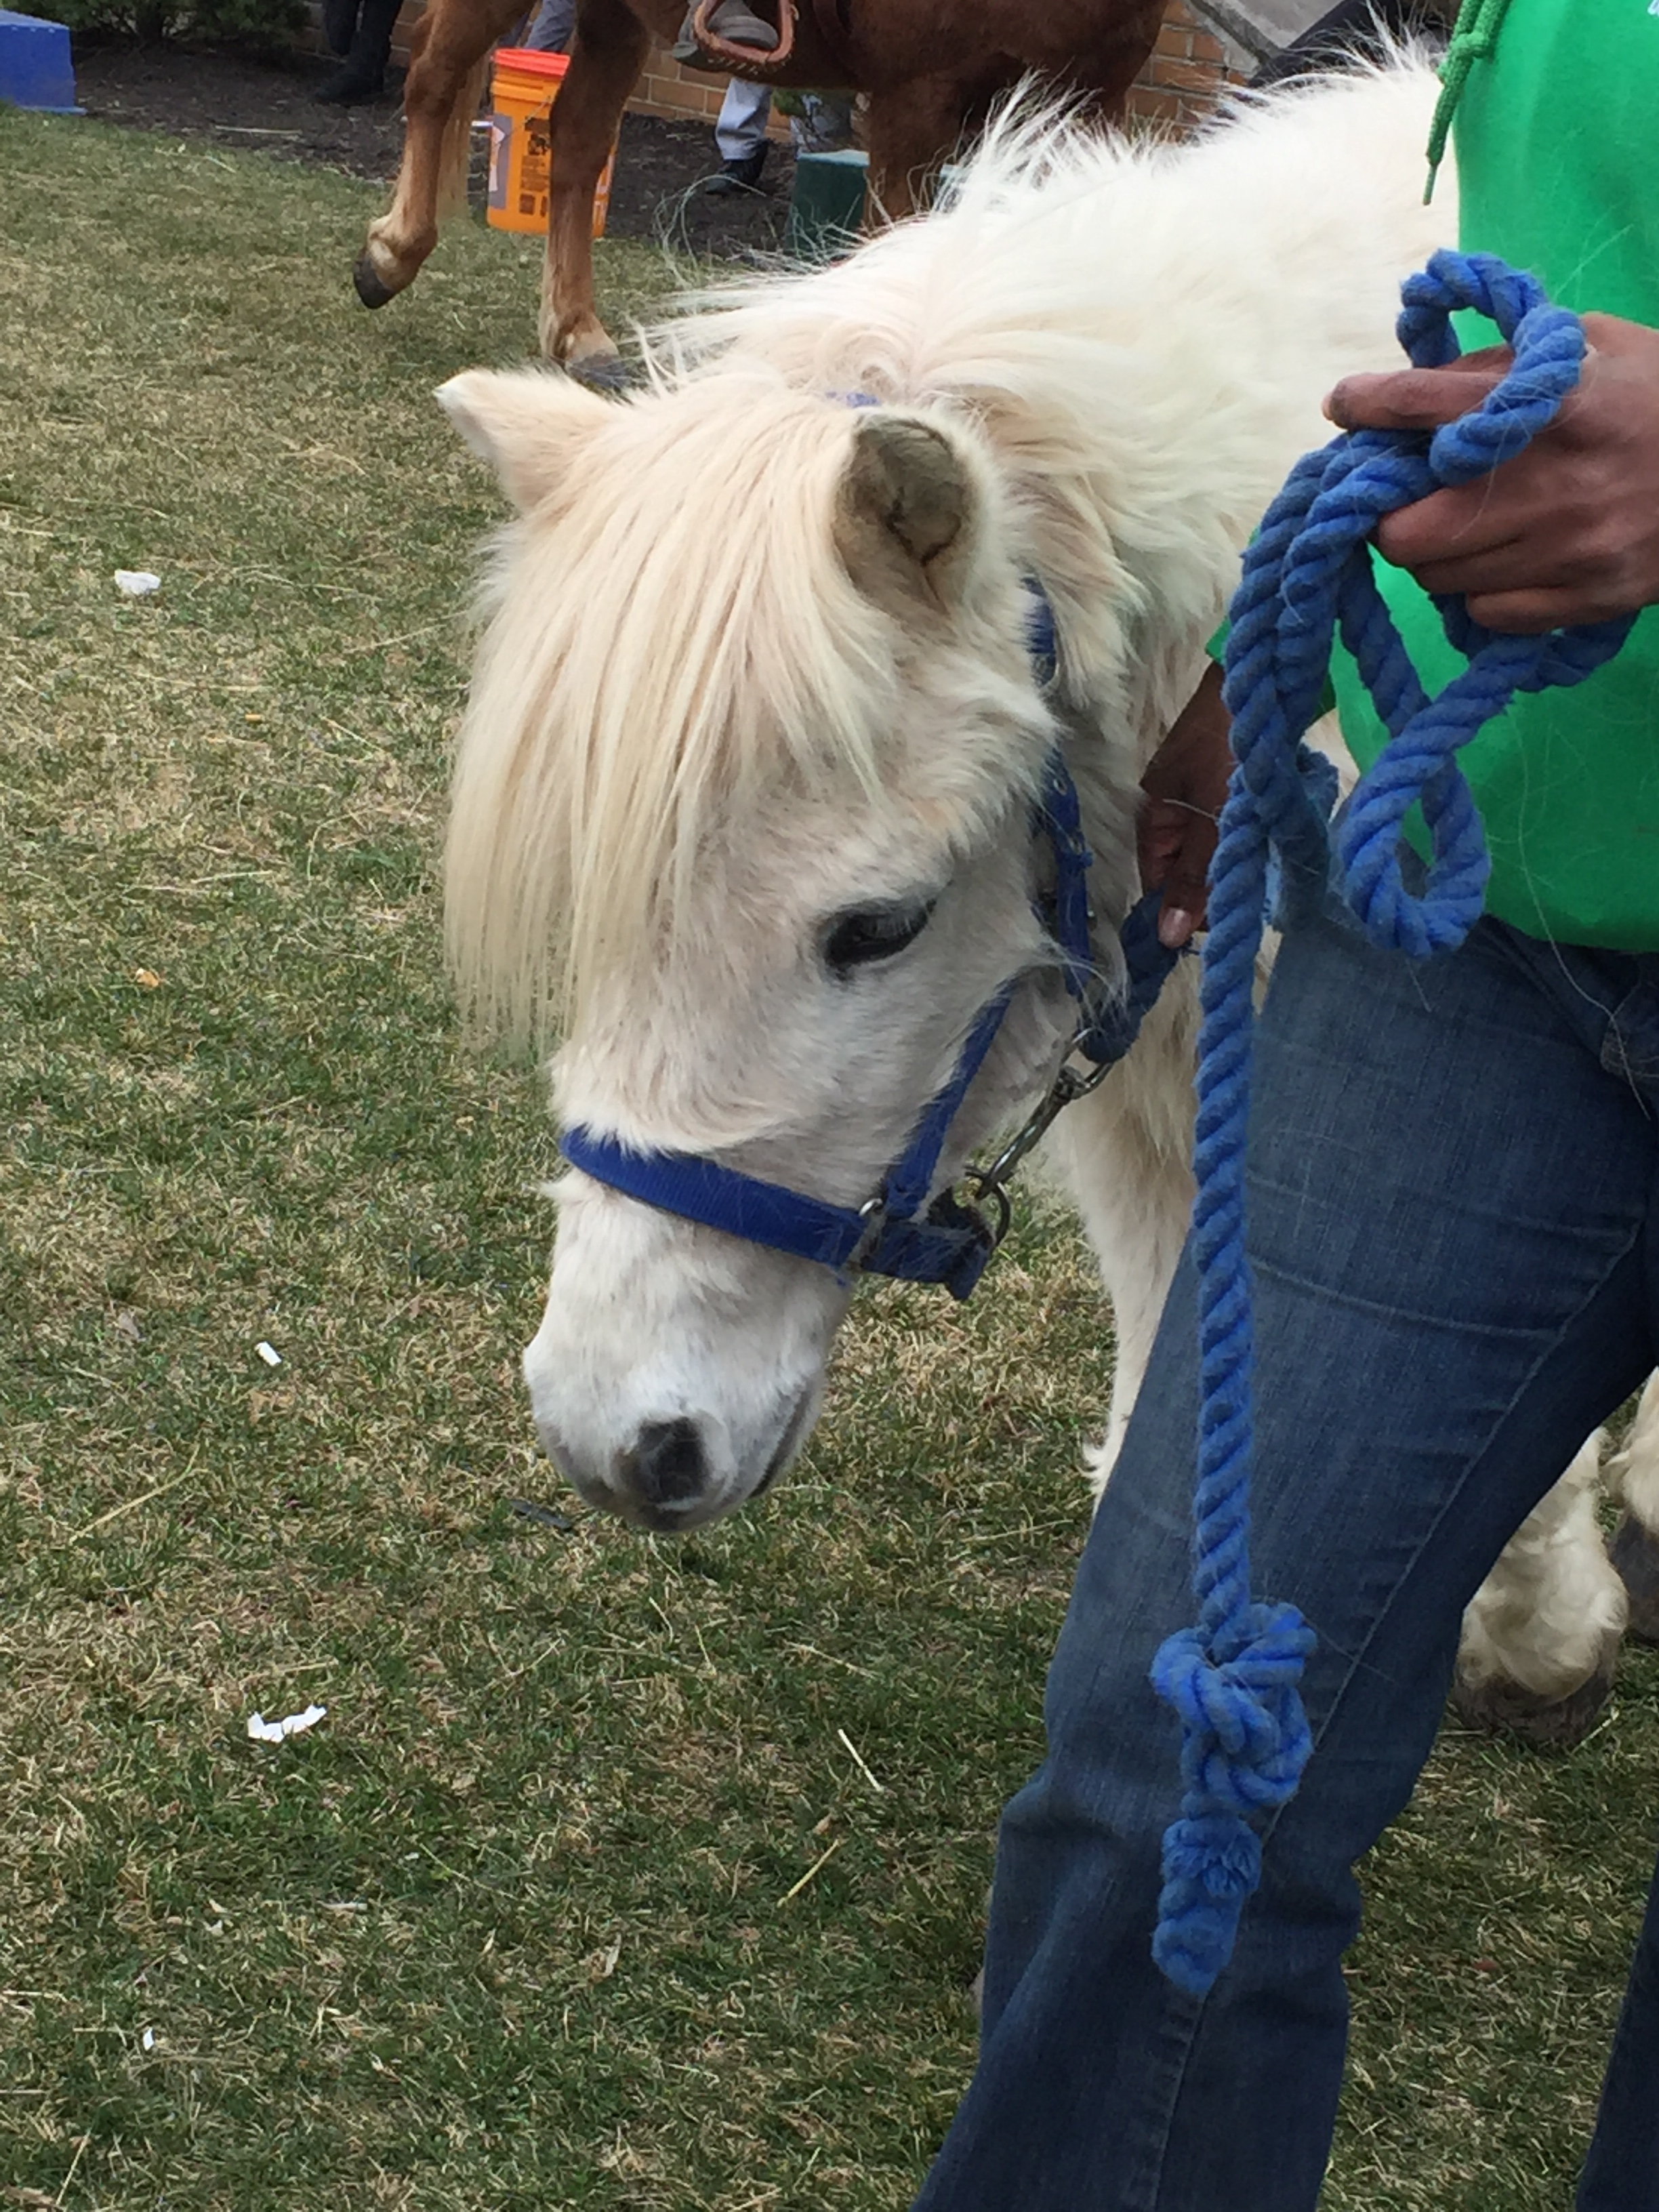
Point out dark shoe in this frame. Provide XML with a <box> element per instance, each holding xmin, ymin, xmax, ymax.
<box><xmin>315</xmin><ymin>62</ymin><xmax>385</xmax><ymax>103</ymax></box>
<box><xmin>322</xmin><ymin>0</ymin><xmax>359</xmax><ymax>56</ymax></box>
<box><xmin>704</xmin><ymin>144</ymin><xmax>769</xmax><ymax>194</ymax></box>
<box><xmin>673</xmin><ymin>0</ymin><xmax>779</xmax><ymax>66</ymax></box>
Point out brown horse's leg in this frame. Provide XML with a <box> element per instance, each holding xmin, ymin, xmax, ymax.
<box><xmin>1070</xmin><ymin>4</ymin><xmax>1171</xmax><ymax>123</ymax></box>
<box><xmin>537</xmin><ymin>0</ymin><xmax>653</xmax><ymax>371</ymax></box>
<box><xmin>861</xmin><ymin>70</ymin><xmax>989</xmax><ymax>224</ymax></box>
<box><xmin>355</xmin><ymin>0</ymin><xmax>523</xmax><ymax>309</ymax></box>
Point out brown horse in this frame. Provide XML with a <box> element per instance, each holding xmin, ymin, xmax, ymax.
<box><xmin>352</xmin><ymin>0</ymin><xmax>1170</xmax><ymax>379</ymax></box>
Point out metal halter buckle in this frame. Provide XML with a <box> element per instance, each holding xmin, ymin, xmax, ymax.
<box><xmin>967</xmin><ymin>1021</ymin><xmax>1115</xmax><ymax>1242</ymax></box>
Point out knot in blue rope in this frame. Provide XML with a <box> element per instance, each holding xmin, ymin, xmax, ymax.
<box><xmin>1149</xmin><ymin>250</ymin><xmax>1636</xmax><ymax>2001</ymax></box>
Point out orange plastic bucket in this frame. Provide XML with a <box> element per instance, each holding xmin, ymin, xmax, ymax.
<box><xmin>486</xmin><ymin>47</ymin><xmax>615</xmax><ymax>240</ymax></box>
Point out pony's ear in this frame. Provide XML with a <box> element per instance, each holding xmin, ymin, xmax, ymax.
<box><xmin>833</xmin><ymin>413</ymin><xmax>979</xmax><ymax>615</ymax></box>
<box><xmin>436</xmin><ymin>369</ymin><xmax>613</xmax><ymax>511</ymax></box>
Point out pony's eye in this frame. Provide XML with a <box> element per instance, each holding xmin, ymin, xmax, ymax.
<box><xmin>822</xmin><ymin>899</ymin><xmax>936</xmax><ymax>978</ymax></box>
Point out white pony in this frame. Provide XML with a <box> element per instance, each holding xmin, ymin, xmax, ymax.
<box><xmin>440</xmin><ymin>60</ymin><xmax>1659</xmax><ymax>1740</ymax></box>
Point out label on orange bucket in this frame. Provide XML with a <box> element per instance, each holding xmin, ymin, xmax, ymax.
<box><xmin>486</xmin><ymin>47</ymin><xmax>616</xmax><ymax>242</ymax></box>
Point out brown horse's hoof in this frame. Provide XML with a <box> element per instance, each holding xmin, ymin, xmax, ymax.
<box><xmin>1451</xmin><ymin>1647</ymin><xmax>1618</xmax><ymax>1749</ymax></box>
<box><xmin>1611</xmin><ymin>1512</ymin><xmax>1659</xmax><ymax>1645</ymax></box>
<box><xmin>353</xmin><ymin>251</ymin><xmax>400</xmax><ymax>310</ymax></box>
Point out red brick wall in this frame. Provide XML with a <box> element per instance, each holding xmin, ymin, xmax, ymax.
<box><xmin>1127</xmin><ymin>1</ymin><xmax>1244</xmax><ymax>134</ymax></box>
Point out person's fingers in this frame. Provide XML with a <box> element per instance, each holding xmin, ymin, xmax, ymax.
<box><xmin>1463</xmin><ymin>584</ymin><xmax>1629</xmax><ymax>633</ymax></box>
<box><xmin>1373</xmin><ymin>481</ymin><xmax>1526</xmax><ymax>569</ymax></box>
<box><xmin>1136</xmin><ymin>799</ymin><xmax>1187</xmax><ymax>886</ymax></box>
<box><xmin>1156</xmin><ymin>816</ymin><xmax>1219</xmax><ymax>947</ymax></box>
<box><xmin>1324</xmin><ymin>356</ymin><xmax>1511</xmax><ymax>432</ymax></box>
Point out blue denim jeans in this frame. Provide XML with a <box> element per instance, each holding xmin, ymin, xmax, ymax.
<box><xmin>913</xmin><ymin>902</ymin><xmax>1659</xmax><ymax>2212</ymax></box>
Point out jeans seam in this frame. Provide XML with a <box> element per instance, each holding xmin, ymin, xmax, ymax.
<box><xmin>1117</xmin><ymin>1991</ymin><xmax>1206</xmax><ymax>2211</ymax></box>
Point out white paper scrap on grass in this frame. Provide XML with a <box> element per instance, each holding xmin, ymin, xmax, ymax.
<box><xmin>246</xmin><ymin>1704</ymin><xmax>327</xmax><ymax>1744</ymax></box>
<box><xmin>115</xmin><ymin>569</ymin><xmax>162</xmax><ymax>596</ymax></box>
<box><xmin>255</xmin><ymin>1340</ymin><xmax>282</xmax><ymax>1367</ymax></box>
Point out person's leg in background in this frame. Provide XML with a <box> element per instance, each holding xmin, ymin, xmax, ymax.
<box><xmin>521</xmin><ymin>0</ymin><xmax>575</xmax><ymax>52</ymax></box>
<box><xmin>709</xmin><ymin>76</ymin><xmax>773</xmax><ymax>192</ymax></box>
<box><xmin>910</xmin><ymin>907</ymin><xmax>1659</xmax><ymax>2212</ymax></box>
<box><xmin>316</xmin><ymin>0</ymin><xmax>405</xmax><ymax>104</ymax></box>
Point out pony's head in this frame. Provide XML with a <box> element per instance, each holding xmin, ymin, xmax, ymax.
<box><xmin>441</xmin><ymin>365</ymin><xmax>1117</xmax><ymax>1529</ymax></box>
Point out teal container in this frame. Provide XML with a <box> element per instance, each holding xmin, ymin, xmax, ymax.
<box><xmin>787</xmin><ymin>148</ymin><xmax>868</xmax><ymax>262</ymax></box>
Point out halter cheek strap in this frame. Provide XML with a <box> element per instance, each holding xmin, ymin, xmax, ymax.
<box><xmin>558</xmin><ymin>583</ymin><xmax>1185</xmax><ymax>1297</ymax></box>
<box><xmin>561</xmin><ymin>982</ymin><xmax>1012</xmax><ymax>1300</ymax></box>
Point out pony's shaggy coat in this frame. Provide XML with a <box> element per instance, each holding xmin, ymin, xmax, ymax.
<box><xmin>443</xmin><ymin>60</ymin><xmax>1651</xmax><ymax>1719</ymax></box>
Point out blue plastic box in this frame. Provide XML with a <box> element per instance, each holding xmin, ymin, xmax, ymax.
<box><xmin>0</xmin><ymin>9</ymin><xmax>82</xmax><ymax>114</ymax></box>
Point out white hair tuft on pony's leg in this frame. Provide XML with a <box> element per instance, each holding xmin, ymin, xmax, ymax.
<box><xmin>1452</xmin><ymin>1434</ymin><xmax>1629</xmax><ymax>1747</ymax></box>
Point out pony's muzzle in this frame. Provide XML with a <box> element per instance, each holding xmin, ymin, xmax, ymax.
<box><xmin>623</xmin><ymin>1418</ymin><xmax>710</xmax><ymax>1510</ymax></box>
<box><xmin>535</xmin><ymin>1382</ymin><xmax>818</xmax><ymax>1532</ymax></box>
<box><xmin>537</xmin><ymin>1412</ymin><xmax>716</xmax><ymax>1530</ymax></box>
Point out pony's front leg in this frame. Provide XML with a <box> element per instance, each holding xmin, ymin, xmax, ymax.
<box><xmin>539</xmin><ymin>0</ymin><xmax>651</xmax><ymax>373</ymax></box>
<box><xmin>862</xmin><ymin>71</ymin><xmax>982</xmax><ymax>224</ymax></box>
<box><xmin>1452</xmin><ymin>1437</ymin><xmax>1629</xmax><ymax>1747</ymax></box>
<box><xmin>356</xmin><ymin>0</ymin><xmax>523</xmax><ymax>310</ymax></box>
<box><xmin>1610</xmin><ymin>1370</ymin><xmax>1659</xmax><ymax>1642</ymax></box>
<box><xmin>1040</xmin><ymin>963</ymin><xmax>1202</xmax><ymax>1502</ymax></box>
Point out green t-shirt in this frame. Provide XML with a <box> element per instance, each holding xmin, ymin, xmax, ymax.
<box><xmin>1330</xmin><ymin>0</ymin><xmax>1659</xmax><ymax>947</ymax></box>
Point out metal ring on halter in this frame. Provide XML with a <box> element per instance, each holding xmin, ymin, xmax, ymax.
<box><xmin>844</xmin><ymin>1193</ymin><xmax>890</xmax><ymax>1271</ymax></box>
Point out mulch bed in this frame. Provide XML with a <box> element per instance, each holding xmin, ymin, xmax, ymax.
<box><xmin>71</xmin><ymin>38</ymin><xmax>798</xmax><ymax>260</ymax></box>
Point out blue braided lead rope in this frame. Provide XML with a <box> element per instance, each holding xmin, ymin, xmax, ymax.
<box><xmin>1148</xmin><ymin>249</ymin><xmax>1636</xmax><ymax>2000</ymax></box>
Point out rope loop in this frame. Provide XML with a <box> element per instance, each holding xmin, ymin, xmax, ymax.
<box><xmin>1149</xmin><ymin>250</ymin><xmax>1637</xmax><ymax>1998</ymax></box>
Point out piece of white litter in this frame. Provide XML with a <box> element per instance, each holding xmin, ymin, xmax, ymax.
<box><xmin>115</xmin><ymin>570</ymin><xmax>162</xmax><ymax>597</ymax></box>
<box><xmin>255</xmin><ymin>1340</ymin><xmax>282</xmax><ymax>1368</ymax></box>
<box><xmin>141</xmin><ymin>2028</ymin><xmax>155</xmax><ymax>2051</ymax></box>
<box><xmin>246</xmin><ymin>1703</ymin><xmax>327</xmax><ymax>1744</ymax></box>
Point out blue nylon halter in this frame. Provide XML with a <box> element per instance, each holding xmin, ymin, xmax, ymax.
<box><xmin>560</xmin><ymin>584</ymin><xmax>1183</xmax><ymax>1297</ymax></box>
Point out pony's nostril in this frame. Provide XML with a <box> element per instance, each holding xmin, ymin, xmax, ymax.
<box><xmin>628</xmin><ymin>1418</ymin><xmax>708</xmax><ymax>1506</ymax></box>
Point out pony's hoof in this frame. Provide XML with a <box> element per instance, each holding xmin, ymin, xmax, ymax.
<box><xmin>353</xmin><ymin>251</ymin><xmax>400</xmax><ymax>310</ymax></box>
<box><xmin>1610</xmin><ymin>1512</ymin><xmax>1659</xmax><ymax>1645</ymax></box>
<box><xmin>564</xmin><ymin>351</ymin><xmax>634</xmax><ymax>393</ymax></box>
<box><xmin>1451</xmin><ymin>1648</ymin><xmax>1617</xmax><ymax>1748</ymax></box>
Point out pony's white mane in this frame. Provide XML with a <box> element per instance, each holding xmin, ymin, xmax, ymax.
<box><xmin>446</xmin><ymin>58</ymin><xmax>1447</xmax><ymax>1040</ymax></box>
<box><xmin>447</xmin><ymin>377</ymin><xmax>929</xmax><ymax>1040</ymax></box>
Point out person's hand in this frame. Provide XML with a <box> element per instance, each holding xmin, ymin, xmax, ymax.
<box><xmin>1139</xmin><ymin>660</ymin><xmax>1232</xmax><ymax>948</ymax></box>
<box><xmin>1324</xmin><ymin>313</ymin><xmax>1659</xmax><ymax>633</ymax></box>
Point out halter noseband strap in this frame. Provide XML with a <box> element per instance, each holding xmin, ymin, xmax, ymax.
<box><xmin>558</xmin><ymin>586</ymin><xmax>1183</xmax><ymax>1298</ymax></box>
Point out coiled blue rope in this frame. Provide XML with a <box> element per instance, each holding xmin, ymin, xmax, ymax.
<box><xmin>1149</xmin><ymin>249</ymin><xmax>1637</xmax><ymax>1999</ymax></box>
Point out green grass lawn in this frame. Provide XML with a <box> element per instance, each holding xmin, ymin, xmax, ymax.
<box><xmin>3</xmin><ymin>104</ymin><xmax>1656</xmax><ymax>2212</ymax></box>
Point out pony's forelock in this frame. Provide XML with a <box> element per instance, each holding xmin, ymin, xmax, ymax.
<box><xmin>446</xmin><ymin>375</ymin><xmax>937</xmax><ymax>1044</ymax></box>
